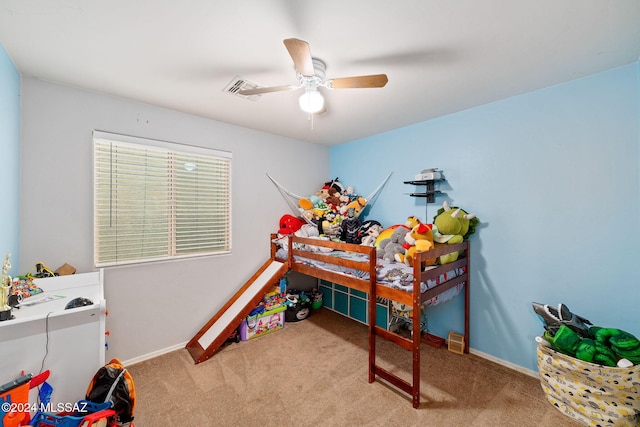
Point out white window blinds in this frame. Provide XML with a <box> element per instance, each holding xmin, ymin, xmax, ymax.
<box><xmin>93</xmin><ymin>132</ymin><xmax>231</xmax><ymax>266</ymax></box>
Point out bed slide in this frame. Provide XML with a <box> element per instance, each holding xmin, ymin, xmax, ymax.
<box><xmin>186</xmin><ymin>258</ymin><xmax>289</xmax><ymax>364</ymax></box>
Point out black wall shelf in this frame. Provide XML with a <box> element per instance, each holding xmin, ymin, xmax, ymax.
<box><xmin>403</xmin><ymin>179</ymin><xmax>445</xmax><ymax>203</ymax></box>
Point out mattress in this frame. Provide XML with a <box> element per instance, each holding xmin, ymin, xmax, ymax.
<box><xmin>276</xmin><ymin>245</ymin><xmax>465</xmax><ymax>307</ymax></box>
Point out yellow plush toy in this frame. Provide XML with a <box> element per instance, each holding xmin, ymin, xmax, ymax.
<box><xmin>405</xmin><ymin>215</ymin><xmax>421</xmax><ymax>230</ymax></box>
<box><xmin>398</xmin><ymin>222</ymin><xmax>435</xmax><ymax>266</ymax></box>
<box><xmin>340</xmin><ymin>196</ymin><xmax>367</xmax><ymax>216</ymax></box>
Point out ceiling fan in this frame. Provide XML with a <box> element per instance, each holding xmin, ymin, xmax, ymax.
<box><xmin>238</xmin><ymin>38</ymin><xmax>388</xmax><ymax>114</ymax></box>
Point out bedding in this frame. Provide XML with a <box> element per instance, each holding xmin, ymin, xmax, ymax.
<box><xmin>275</xmin><ymin>240</ymin><xmax>465</xmax><ymax>306</ymax></box>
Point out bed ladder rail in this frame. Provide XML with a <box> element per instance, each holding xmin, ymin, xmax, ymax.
<box><xmin>368</xmin><ymin>241</ymin><xmax>471</xmax><ymax>409</ymax></box>
<box><xmin>369</xmin><ymin>318</ymin><xmax>422</xmax><ymax>408</ymax></box>
<box><xmin>368</xmin><ymin>262</ymin><xmax>423</xmax><ymax>408</ymax></box>
<box><xmin>371</xmin><ymin>325</ymin><xmax>415</xmax><ymax>393</ymax></box>
<box><xmin>373</xmin><ymin>326</ymin><xmax>413</xmax><ymax>351</ymax></box>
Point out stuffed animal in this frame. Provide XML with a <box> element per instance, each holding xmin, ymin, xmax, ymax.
<box><xmin>324</xmin><ymin>178</ymin><xmax>345</xmax><ymax>195</ymax></box>
<box><xmin>340</xmin><ymin>186</ymin><xmax>357</xmax><ymax>204</ymax></box>
<box><xmin>299</xmin><ymin>198</ymin><xmax>313</xmax><ymax>211</ymax></box>
<box><xmin>340</xmin><ymin>196</ymin><xmax>367</xmax><ymax>216</ymax></box>
<box><xmin>360</xmin><ymin>220</ymin><xmax>383</xmax><ymax>247</ymax></box>
<box><xmin>295</xmin><ymin>223</ymin><xmax>320</xmax><ymax>238</ymax></box>
<box><xmin>377</xmin><ymin>225</ymin><xmax>410</xmax><ymax>262</ymax></box>
<box><xmin>433</xmin><ymin>201</ymin><xmax>478</xmax><ymax>243</ymax></box>
<box><xmin>399</xmin><ymin>223</ymin><xmax>435</xmax><ymax>266</ymax></box>
<box><xmin>294</xmin><ymin>223</ymin><xmax>333</xmax><ymax>253</ymax></box>
<box><xmin>318</xmin><ymin>179</ymin><xmax>344</xmax><ymax>209</ymax></box>
<box><xmin>298</xmin><ymin>195</ymin><xmax>322</xmax><ymax>214</ymax></box>
<box><xmin>278</xmin><ymin>214</ymin><xmax>306</xmax><ymax>235</ymax></box>
<box><xmin>432</xmin><ymin>201</ymin><xmax>478</xmax><ymax>264</ymax></box>
<box><xmin>405</xmin><ymin>216</ymin><xmax>422</xmax><ymax>230</ymax></box>
<box><xmin>319</xmin><ymin>186</ymin><xmax>342</xmax><ymax>211</ymax></box>
<box><xmin>341</xmin><ymin>208</ymin><xmax>363</xmax><ymax>244</ymax></box>
<box><xmin>318</xmin><ymin>211</ymin><xmax>341</xmax><ymax>237</ymax></box>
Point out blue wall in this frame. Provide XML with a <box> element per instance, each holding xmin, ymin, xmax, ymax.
<box><xmin>330</xmin><ymin>63</ymin><xmax>640</xmax><ymax>372</ymax></box>
<box><xmin>0</xmin><ymin>43</ymin><xmax>20</xmax><ymax>276</ymax></box>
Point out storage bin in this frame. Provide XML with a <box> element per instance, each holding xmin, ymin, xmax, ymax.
<box><xmin>29</xmin><ymin>400</ymin><xmax>115</xmax><ymax>427</ymax></box>
<box><xmin>537</xmin><ymin>343</ymin><xmax>640</xmax><ymax>426</ymax></box>
<box><xmin>285</xmin><ymin>301</ymin><xmax>311</xmax><ymax>322</ymax></box>
<box><xmin>311</xmin><ymin>288</ymin><xmax>323</xmax><ymax>310</ymax></box>
<box><xmin>239</xmin><ymin>305</ymin><xmax>286</xmax><ymax>341</ymax></box>
<box><xmin>284</xmin><ymin>288</ymin><xmax>311</xmax><ymax>322</ymax></box>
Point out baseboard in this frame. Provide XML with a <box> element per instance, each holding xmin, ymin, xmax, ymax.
<box><xmin>120</xmin><ymin>338</ymin><xmax>539</xmax><ymax>379</ymax></box>
<box><xmin>123</xmin><ymin>341</ymin><xmax>189</xmax><ymax>367</ymax></box>
<box><xmin>469</xmin><ymin>347</ymin><xmax>538</xmax><ymax>378</ymax></box>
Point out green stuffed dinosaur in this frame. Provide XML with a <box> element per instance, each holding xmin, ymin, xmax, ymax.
<box><xmin>432</xmin><ymin>201</ymin><xmax>479</xmax><ymax>264</ymax></box>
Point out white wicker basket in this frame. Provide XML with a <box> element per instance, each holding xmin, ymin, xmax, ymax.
<box><xmin>537</xmin><ymin>343</ymin><xmax>640</xmax><ymax>426</ymax></box>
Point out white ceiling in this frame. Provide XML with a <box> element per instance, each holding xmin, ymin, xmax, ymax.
<box><xmin>1</xmin><ymin>1</ymin><xmax>640</xmax><ymax>146</ymax></box>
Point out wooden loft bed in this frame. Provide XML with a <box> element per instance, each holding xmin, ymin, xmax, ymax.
<box><xmin>271</xmin><ymin>233</ymin><xmax>470</xmax><ymax>408</ymax></box>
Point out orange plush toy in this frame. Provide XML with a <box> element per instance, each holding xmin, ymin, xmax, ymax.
<box><xmin>401</xmin><ymin>223</ymin><xmax>436</xmax><ymax>267</ymax></box>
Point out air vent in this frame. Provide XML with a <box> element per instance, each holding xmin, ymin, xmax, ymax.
<box><xmin>223</xmin><ymin>76</ymin><xmax>261</xmax><ymax>101</ymax></box>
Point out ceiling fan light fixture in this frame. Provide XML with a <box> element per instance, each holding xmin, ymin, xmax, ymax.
<box><xmin>299</xmin><ymin>89</ymin><xmax>324</xmax><ymax>113</ymax></box>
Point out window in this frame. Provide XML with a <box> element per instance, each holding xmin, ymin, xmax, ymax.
<box><xmin>93</xmin><ymin>131</ymin><xmax>231</xmax><ymax>266</ymax></box>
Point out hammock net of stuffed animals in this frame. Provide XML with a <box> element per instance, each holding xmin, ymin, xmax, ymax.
<box><xmin>267</xmin><ymin>173</ymin><xmax>391</xmax><ymax>227</ymax></box>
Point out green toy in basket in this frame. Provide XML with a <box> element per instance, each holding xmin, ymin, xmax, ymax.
<box><xmin>544</xmin><ymin>325</ymin><xmax>619</xmax><ymax>367</ymax></box>
<box><xmin>534</xmin><ymin>302</ymin><xmax>640</xmax><ymax>367</ymax></box>
<box><xmin>591</xmin><ymin>326</ymin><xmax>640</xmax><ymax>364</ymax></box>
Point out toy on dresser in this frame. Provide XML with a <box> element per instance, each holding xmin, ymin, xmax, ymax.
<box><xmin>1</xmin><ymin>253</ymin><xmax>13</xmax><ymax>321</ymax></box>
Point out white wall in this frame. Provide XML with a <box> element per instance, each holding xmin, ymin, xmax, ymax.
<box><xmin>19</xmin><ymin>77</ymin><xmax>329</xmax><ymax>362</ymax></box>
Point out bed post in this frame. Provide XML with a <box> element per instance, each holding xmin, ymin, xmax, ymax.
<box><xmin>411</xmin><ymin>253</ymin><xmax>422</xmax><ymax>408</ymax></box>
<box><xmin>286</xmin><ymin>233</ymin><xmax>294</xmax><ymax>269</ymax></box>
<box><xmin>270</xmin><ymin>233</ymin><xmax>277</xmax><ymax>260</ymax></box>
<box><xmin>464</xmin><ymin>241</ymin><xmax>470</xmax><ymax>353</ymax></box>
<box><xmin>368</xmin><ymin>246</ymin><xmax>377</xmax><ymax>384</ymax></box>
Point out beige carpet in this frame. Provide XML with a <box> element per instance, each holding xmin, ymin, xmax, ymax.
<box><xmin>127</xmin><ymin>308</ymin><xmax>580</xmax><ymax>426</ymax></box>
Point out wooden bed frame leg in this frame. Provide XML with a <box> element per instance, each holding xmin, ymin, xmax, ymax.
<box><xmin>412</xmin><ymin>261</ymin><xmax>421</xmax><ymax>408</ymax></box>
<box><xmin>368</xmin><ymin>296</ymin><xmax>375</xmax><ymax>383</ymax></box>
<box><xmin>412</xmin><ymin>315</ymin><xmax>421</xmax><ymax>407</ymax></box>
<box><xmin>464</xmin><ymin>241</ymin><xmax>470</xmax><ymax>353</ymax></box>
<box><xmin>369</xmin><ymin>330</ymin><xmax>376</xmax><ymax>384</ymax></box>
<box><xmin>368</xmin><ymin>250</ymin><xmax>377</xmax><ymax>384</ymax></box>
<box><xmin>412</xmin><ymin>337</ymin><xmax>420</xmax><ymax>408</ymax></box>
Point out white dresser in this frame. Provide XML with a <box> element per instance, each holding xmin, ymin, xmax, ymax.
<box><xmin>0</xmin><ymin>270</ymin><xmax>106</xmax><ymax>406</ymax></box>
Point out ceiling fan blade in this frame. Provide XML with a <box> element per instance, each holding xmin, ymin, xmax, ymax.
<box><xmin>238</xmin><ymin>85</ymin><xmax>298</xmax><ymax>96</ymax></box>
<box><xmin>327</xmin><ymin>74</ymin><xmax>389</xmax><ymax>89</ymax></box>
<box><xmin>283</xmin><ymin>38</ymin><xmax>315</xmax><ymax>77</ymax></box>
